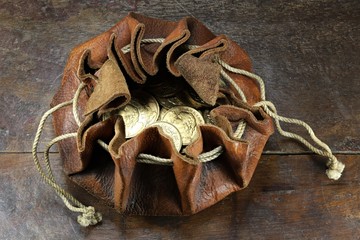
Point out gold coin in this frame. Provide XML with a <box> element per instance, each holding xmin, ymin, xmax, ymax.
<box><xmin>156</xmin><ymin>95</ymin><xmax>187</xmax><ymax>109</ymax></box>
<box><xmin>202</xmin><ymin>109</ymin><xmax>215</xmax><ymax>124</ymax></box>
<box><xmin>115</xmin><ymin>91</ymin><xmax>159</xmax><ymax>138</ymax></box>
<box><xmin>188</xmin><ymin>88</ymin><xmax>208</xmax><ymax>105</ymax></box>
<box><xmin>132</xmin><ymin>91</ymin><xmax>160</xmax><ymax>126</ymax></box>
<box><xmin>180</xmin><ymin>91</ymin><xmax>204</xmax><ymax>109</ymax></box>
<box><xmin>158</xmin><ymin>107</ymin><xmax>168</xmax><ymax>120</ymax></box>
<box><xmin>179</xmin><ymin>88</ymin><xmax>212</xmax><ymax>109</ymax></box>
<box><xmin>148</xmin><ymin>80</ymin><xmax>184</xmax><ymax>98</ymax></box>
<box><xmin>149</xmin><ymin>121</ymin><xmax>182</xmax><ymax>151</ymax></box>
<box><xmin>162</xmin><ymin>106</ymin><xmax>205</xmax><ymax>145</ymax></box>
<box><xmin>102</xmin><ymin>111</ymin><xmax>112</xmax><ymax>121</ymax></box>
<box><xmin>118</xmin><ymin>102</ymin><xmax>143</xmax><ymax>138</ymax></box>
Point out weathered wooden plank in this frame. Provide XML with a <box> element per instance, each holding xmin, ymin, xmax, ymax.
<box><xmin>0</xmin><ymin>153</ymin><xmax>359</xmax><ymax>239</ymax></box>
<box><xmin>0</xmin><ymin>0</ymin><xmax>359</xmax><ymax>154</ymax></box>
<box><xmin>1</xmin><ymin>1</ymin><xmax>359</xmax><ymax>239</ymax></box>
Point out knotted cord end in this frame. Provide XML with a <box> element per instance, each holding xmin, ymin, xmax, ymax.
<box><xmin>326</xmin><ymin>159</ymin><xmax>345</xmax><ymax>180</ymax></box>
<box><xmin>77</xmin><ymin>206</ymin><xmax>102</xmax><ymax>227</ymax></box>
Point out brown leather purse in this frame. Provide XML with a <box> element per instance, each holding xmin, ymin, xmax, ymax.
<box><xmin>33</xmin><ymin>12</ymin><xmax>343</xmax><ymax>227</ymax></box>
<box><xmin>51</xmin><ymin>12</ymin><xmax>274</xmax><ymax>216</ymax></box>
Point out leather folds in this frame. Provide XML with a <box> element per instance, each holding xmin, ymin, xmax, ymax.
<box><xmin>51</xmin><ymin>13</ymin><xmax>274</xmax><ymax>216</ymax></box>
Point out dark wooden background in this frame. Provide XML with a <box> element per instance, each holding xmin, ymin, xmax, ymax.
<box><xmin>1</xmin><ymin>0</ymin><xmax>359</xmax><ymax>239</ymax></box>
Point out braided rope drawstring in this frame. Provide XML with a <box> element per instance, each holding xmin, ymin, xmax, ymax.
<box><xmin>33</xmin><ymin>83</ymin><xmax>102</xmax><ymax>227</ymax></box>
<box><xmin>121</xmin><ymin>38</ymin><xmax>165</xmax><ymax>54</ymax></box>
<box><xmin>218</xmin><ymin>59</ymin><xmax>345</xmax><ymax>180</ymax></box>
<box><xmin>219</xmin><ymin>69</ymin><xmax>247</xmax><ymax>139</ymax></box>
<box><xmin>254</xmin><ymin>100</ymin><xmax>345</xmax><ymax>180</ymax></box>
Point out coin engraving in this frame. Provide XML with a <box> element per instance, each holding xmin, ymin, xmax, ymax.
<box><xmin>104</xmin><ymin>91</ymin><xmax>159</xmax><ymax>138</ymax></box>
<box><xmin>134</xmin><ymin>91</ymin><xmax>159</xmax><ymax>128</ymax></box>
<box><xmin>162</xmin><ymin>106</ymin><xmax>205</xmax><ymax>145</ymax></box>
<box><xmin>118</xmin><ymin>101</ymin><xmax>143</xmax><ymax>138</ymax></box>
<box><xmin>149</xmin><ymin>121</ymin><xmax>182</xmax><ymax>151</ymax></box>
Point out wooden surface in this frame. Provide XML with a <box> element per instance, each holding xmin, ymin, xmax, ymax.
<box><xmin>0</xmin><ymin>0</ymin><xmax>359</xmax><ymax>239</ymax></box>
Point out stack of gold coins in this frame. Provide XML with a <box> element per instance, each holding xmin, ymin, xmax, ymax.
<box><xmin>103</xmin><ymin>80</ymin><xmax>217</xmax><ymax>151</ymax></box>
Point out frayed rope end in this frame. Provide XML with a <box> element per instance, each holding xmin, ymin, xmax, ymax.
<box><xmin>77</xmin><ymin>206</ymin><xmax>102</xmax><ymax>227</ymax></box>
<box><xmin>326</xmin><ymin>160</ymin><xmax>345</xmax><ymax>180</ymax></box>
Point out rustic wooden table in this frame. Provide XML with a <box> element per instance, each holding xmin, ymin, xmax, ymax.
<box><xmin>1</xmin><ymin>1</ymin><xmax>359</xmax><ymax>239</ymax></box>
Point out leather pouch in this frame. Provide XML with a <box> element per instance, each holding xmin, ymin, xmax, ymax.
<box><xmin>51</xmin><ymin>13</ymin><xmax>274</xmax><ymax>216</ymax></box>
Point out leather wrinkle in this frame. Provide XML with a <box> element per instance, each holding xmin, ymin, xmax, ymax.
<box><xmin>51</xmin><ymin>13</ymin><xmax>274</xmax><ymax>216</ymax></box>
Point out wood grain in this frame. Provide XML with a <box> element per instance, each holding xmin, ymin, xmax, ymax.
<box><xmin>0</xmin><ymin>0</ymin><xmax>359</xmax><ymax>239</ymax></box>
<box><xmin>0</xmin><ymin>153</ymin><xmax>359</xmax><ymax>239</ymax></box>
<box><xmin>0</xmin><ymin>0</ymin><xmax>359</xmax><ymax>153</ymax></box>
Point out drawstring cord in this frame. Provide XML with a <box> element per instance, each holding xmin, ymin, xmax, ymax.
<box><xmin>33</xmin><ymin>38</ymin><xmax>344</xmax><ymax>227</ymax></box>
<box><xmin>32</xmin><ymin>83</ymin><xmax>102</xmax><ymax>227</ymax></box>
<box><xmin>218</xmin><ymin>59</ymin><xmax>345</xmax><ymax>180</ymax></box>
